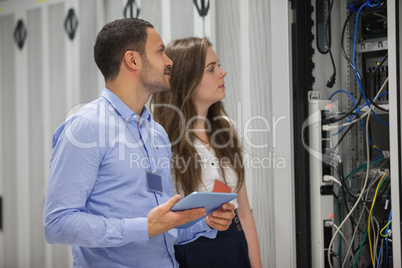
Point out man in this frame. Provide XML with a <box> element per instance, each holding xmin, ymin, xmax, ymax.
<box><xmin>43</xmin><ymin>18</ymin><xmax>235</xmax><ymax>267</ymax></box>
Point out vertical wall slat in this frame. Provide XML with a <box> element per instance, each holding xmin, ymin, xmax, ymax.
<box><xmin>78</xmin><ymin>0</ymin><xmax>98</xmax><ymax>103</ymax></box>
<box><xmin>15</xmin><ymin>6</ymin><xmax>31</xmax><ymax>267</ymax></box>
<box><xmin>27</xmin><ymin>7</ymin><xmax>46</xmax><ymax>268</ymax></box>
<box><xmin>141</xmin><ymin>0</ymin><xmax>162</xmax><ymax>36</ymax></box>
<box><xmin>48</xmin><ymin>3</ymin><xmax>67</xmax><ymax>134</ymax></box>
<box><xmin>0</xmin><ymin>14</ymin><xmax>17</xmax><ymax>268</ymax></box>
<box><xmin>170</xmin><ymin>0</ymin><xmax>193</xmax><ymax>40</ymax></box>
<box><xmin>248</xmin><ymin>1</ymin><xmax>277</xmax><ymax>266</ymax></box>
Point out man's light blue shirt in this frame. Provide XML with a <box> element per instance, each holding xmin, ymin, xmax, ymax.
<box><xmin>43</xmin><ymin>88</ymin><xmax>217</xmax><ymax>267</ymax></box>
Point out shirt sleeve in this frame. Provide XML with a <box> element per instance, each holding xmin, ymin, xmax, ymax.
<box><xmin>175</xmin><ymin>219</ymin><xmax>217</xmax><ymax>245</ymax></box>
<box><xmin>43</xmin><ymin>116</ymin><xmax>149</xmax><ymax>247</ymax></box>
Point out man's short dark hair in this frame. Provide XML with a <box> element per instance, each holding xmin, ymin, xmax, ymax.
<box><xmin>94</xmin><ymin>18</ymin><xmax>154</xmax><ymax>82</ymax></box>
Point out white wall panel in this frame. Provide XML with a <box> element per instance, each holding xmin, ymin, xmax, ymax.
<box><xmin>0</xmin><ymin>13</ymin><xmax>17</xmax><ymax>268</ymax></box>
<box><xmin>141</xmin><ymin>0</ymin><xmax>162</xmax><ymax>35</ymax></box>
<box><xmin>14</xmin><ymin>6</ymin><xmax>30</xmax><ymax>268</ymax></box>
<box><xmin>48</xmin><ymin>3</ymin><xmax>67</xmax><ymax>134</ymax></box>
<box><xmin>215</xmin><ymin>0</ymin><xmax>243</xmax><ymax>119</ymax></box>
<box><xmin>270</xmin><ymin>2</ymin><xmax>296</xmax><ymax>267</ymax></box>
<box><xmin>104</xmin><ymin>0</ymin><xmax>124</xmax><ymax>24</ymax></box>
<box><xmin>78</xmin><ymin>0</ymin><xmax>99</xmax><ymax>103</ymax></box>
<box><xmin>27</xmin><ymin>7</ymin><xmax>46</xmax><ymax>267</ymax></box>
<box><xmin>170</xmin><ymin>0</ymin><xmax>193</xmax><ymax>40</ymax></box>
<box><xmin>248</xmin><ymin>0</ymin><xmax>277</xmax><ymax>266</ymax></box>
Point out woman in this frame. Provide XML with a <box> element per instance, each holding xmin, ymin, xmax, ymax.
<box><xmin>151</xmin><ymin>37</ymin><xmax>262</xmax><ymax>268</ymax></box>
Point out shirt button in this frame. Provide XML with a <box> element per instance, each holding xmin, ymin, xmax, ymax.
<box><xmin>234</xmin><ymin>216</ymin><xmax>239</xmax><ymax>223</ymax></box>
<box><xmin>237</xmin><ymin>225</ymin><xmax>242</xmax><ymax>231</ymax></box>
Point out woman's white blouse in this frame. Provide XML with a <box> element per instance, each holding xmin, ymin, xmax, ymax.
<box><xmin>174</xmin><ymin>139</ymin><xmax>239</xmax><ymax>208</ymax></box>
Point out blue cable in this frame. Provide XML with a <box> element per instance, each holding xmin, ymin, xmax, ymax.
<box><xmin>377</xmin><ymin>91</ymin><xmax>389</xmax><ymax>99</ymax></box>
<box><xmin>366</xmin><ymin>0</ymin><xmax>381</xmax><ymax>8</ymax></box>
<box><xmin>328</xmin><ymin>85</ymin><xmax>388</xmax><ymax>137</ymax></box>
<box><xmin>353</xmin><ymin>3</ymin><xmax>389</xmax><ymax>128</ymax></box>
<box><xmin>369</xmin><ymin>155</ymin><xmax>384</xmax><ymax>163</ymax></box>
<box><xmin>376</xmin><ymin>247</ymin><xmax>382</xmax><ymax>268</ymax></box>
<box><xmin>328</xmin><ymin>90</ymin><xmax>388</xmax><ymax>130</ymax></box>
<box><xmin>329</xmin><ymin>90</ymin><xmax>358</xmax><ymax>135</ymax></box>
<box><xmin>328</xmin><ymin>91</ymin><xmax>380</xmax><ymax>151</ymax></box>
<box><xmin>329</xmin><ymin>90</ymin><xmax>356</xmax><ymax>105</ymax></box>
<box><xmin>385</xmin><ymin>210</ymin><xmax>392</xmax><ymax>268</ymax></box>
<box><xmin>355</xmin><ymin>104</ymin><xmax>382</xmax><ymax>152</ymax></box>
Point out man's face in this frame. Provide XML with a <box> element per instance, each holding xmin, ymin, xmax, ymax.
<box><xmin>139</xmin><ymin>28</ymin><xmax>173</xmax><ymax>94</ymax></box>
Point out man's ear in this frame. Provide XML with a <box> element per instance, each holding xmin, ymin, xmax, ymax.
<box><xmin>123</xmin><ymin>50</ymin><xmax>141</xmax><ymax>70</ymax></box>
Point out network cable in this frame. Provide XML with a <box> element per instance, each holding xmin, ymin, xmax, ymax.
<box><xmin>327</xmin><ymin>67</ymin><xmax>386</xmax><ymax>268</ymax></box>
<box><xmin>368</xmin><ymin>173</ymin><xmax>388</xmax><ymax>266</ymax></box>
<box><xmin>325</xmin><ymin>221</ymin><xmax>356</xmax><ymax>266</ymax></box>
<box><xmin>365</xmin><ymin>53</ymin><xmax>389</xmax><ymax>112</ymax></box>
<box><xmin>323</xmin><ymin>77</ymin><xmax>388</xmax><ymax>131</ymax></box>
<box><xmin>341</xmin><ymin>202</ymin><xmax>367</xmax><ymax>268</ymax></box>
<box><xmin>385</xmin><ymin>210</ymin><xmax>392</xmax><ymax>267</ymax></box>
<box><xmin>352</xmin><ymin>2</ymin><xmax>389</xmax><ymax>128</ymax></box>
<box><xmin>352</xmin><ymin>174</ymin><xmax>388</xmax><ymax>268</ymax></box>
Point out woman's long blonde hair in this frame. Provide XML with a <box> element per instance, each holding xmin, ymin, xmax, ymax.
<box><xmin>151</xmin><ymin>37</ymin><xmax>244</xmax><ymax>196</ymax></box>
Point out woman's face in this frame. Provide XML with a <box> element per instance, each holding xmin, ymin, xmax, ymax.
<box><xmin>191</xmin><ymin>47</ymin><xmax>227</xmax><ymax>112</ymax></box>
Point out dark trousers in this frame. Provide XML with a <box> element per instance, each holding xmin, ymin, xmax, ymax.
<box><xmin>174</xmin><ymin>212</ymin><xmax>251</xmax><ymax>268</ymax></box>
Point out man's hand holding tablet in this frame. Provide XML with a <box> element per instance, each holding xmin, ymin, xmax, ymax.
<box><xmin>170</xmin><ymin>192</ymin><xmax>237</xmax><ymax>229</ymax></box>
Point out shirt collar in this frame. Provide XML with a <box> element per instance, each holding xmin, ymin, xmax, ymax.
<box><xmin>101</xmin><ymin>88</ymin><xmax>152</xmax><ymax>125</ymax></box>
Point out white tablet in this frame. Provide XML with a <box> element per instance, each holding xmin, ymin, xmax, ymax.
<box><xmin>171</xmin><ymin>191</ymin><xmax>238</xmax><ymax>229</ymax></box>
